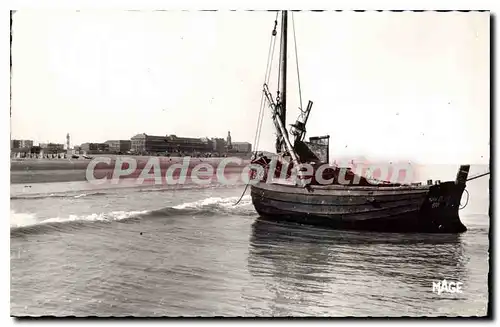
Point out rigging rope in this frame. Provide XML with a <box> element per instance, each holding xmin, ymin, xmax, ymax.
<box><xmin>255</xmin><ymin>13</ymin><xmax>279</xmax><ymax>156</ymax></box>
<box><xmin>235</xmin><ymin>13</ymin><xmax>279</xmax><ymax>206</ymax></box>
<box><xmin>292</xmin><ymin>12</ymin><xmax>303</xmax><ymax>111</ymax></box>
<box><xmin>252</xmin><ymin>12</ymin><xmax>279</xmax><ymax>160</ymax></box>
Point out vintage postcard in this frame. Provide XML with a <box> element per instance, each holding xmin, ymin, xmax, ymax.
<box><xmin>10</xmin><ymin>9</ymin><xmax>490</xmax><ymax>318</ymax></box>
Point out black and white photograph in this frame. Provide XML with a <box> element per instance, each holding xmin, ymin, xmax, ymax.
<box><xmin>9</xmin><ymin>8</ymin><xmax>491</xmax><ymax>318</ymax></box>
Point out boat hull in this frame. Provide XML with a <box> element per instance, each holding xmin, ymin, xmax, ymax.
<box><xmin>250</xmin><ymin>181</ymin><xmax>467</xmax><ymax>233</ymax></box>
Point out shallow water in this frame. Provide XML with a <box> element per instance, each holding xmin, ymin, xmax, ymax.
<box><xmin>10</xmin><ymin>178</ymin><xmax>489</xmax><ymax>317</ymax></box>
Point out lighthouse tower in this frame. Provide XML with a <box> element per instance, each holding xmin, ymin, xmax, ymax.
<box><xmin>66</xmin><ymin>133</ymin><xmax>71</xmax><ymax>158</ymax></box>
<box><xmin>226</xmin><ymin>131</ymin><xmax>232</xmax><ymax>150</ymax></box>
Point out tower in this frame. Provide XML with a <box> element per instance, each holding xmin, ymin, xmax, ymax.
<box><xmin>66</xmin><ymin>133</ymin><xmax>71</xmax><ymax>157</ymax></box>
<box><xmin>226</xmin><ymin>131</ymin><xmax>232</xmax><ymax>150</ymax></box>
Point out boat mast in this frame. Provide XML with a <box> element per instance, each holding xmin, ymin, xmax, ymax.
<box><xmin>277</xmin><ymin>11</ymin><xmax>303</xmax><ymax>173</ymax></box>
<box><xmin>263</xmin><ymin>11</ymin><xmax>302</xmax><ymax>176</ymax></box>
<box><xmin>279</xmin><ymin>10</ymin><xmax>287</xmax><ymax>135</ymax></box>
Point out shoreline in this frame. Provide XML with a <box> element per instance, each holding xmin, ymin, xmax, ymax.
<box><xmin>10</xmin><ymin>156</ymin><xmax>251</xmax><ymax>171</ymax></box>
<box><xmin>10</xmin><ymin>156</ymin><xmax>251</xmax><ymax>184</ymax></box>
<box><xmin>10</xmin><ymin>157</ymin><xmax>489</xmax><ymax>185</ymax></box>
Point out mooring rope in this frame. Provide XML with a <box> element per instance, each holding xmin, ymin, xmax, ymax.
<box><xmin>466</xmin><ymin>171</ymin><xmax>490</xmax><ymax>182</ymax></box>
<box><xmin>459</xmin><ymin>171</ymin><xmax>489</xmax><ymax>210</ymax></box>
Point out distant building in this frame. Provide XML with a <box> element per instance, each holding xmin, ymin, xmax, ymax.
<box><xmin>131</xmin><ymin>134</ymin><xmax>166</xmax><ymax>154</ymax></box>
<box><xmin>30</xmin><ymin>146</ymin><xmax>42</xmax><ymax>155</ymax></box>
<box><xmin>231</xmin><ymin>142</ymin><xmax>252</xmax><ymax>153</ymax></box>
<box><xmin>165</xmin><ymin>135</ymin><xmax>213</xmax><ymax>154</ymax></box>
<box><xmin>11</xmin><ymin>139</ymin><xmax>33</xmax><ymax>149</ymax></box>
<box><xmin>42</xmin><ymin>143</ymin><xmax>65</xmax><ymax>154</ymax></box>
<box><xmin>105</xmin><ymin>140</ymin><xmax>132</xmax><ymax>154</ymax></box>
<box><xmin>80</xmin><ymin>142</ymin><xmax>110</xmax><ymax>154</ymax></box>
<box><xmin>11</xmin><ymin>140</ymin><xmax>20</xmax><ymax>149</ymax></box>
<box><xmin>211</xmin><ymin>138</ymin><xmax>226</xmax><ymax>154</ymax></box>
<box><xmin>21</xmin><ymin>140</ymin><xmax>33</xmax><ymax>148</ymax></box>
<box><xmin>130</xmin><ymin>133</ymin><xmax>214</xmax><ymax>155</ymax></box>
<box><xmin>10</xmin><ymin>145</ymin><xmax>42</xmax><ymax>159</ymax></box>
<box><xmin>13</xmin><ymin>143</ymin><xmax>68</xmax><ymax>159</ymax></box>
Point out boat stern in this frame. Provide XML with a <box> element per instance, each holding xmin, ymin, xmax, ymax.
<box><xmin>418</xmin><ymin>165</ymin><xmax>470</xmax><ymax>233</ymax></box>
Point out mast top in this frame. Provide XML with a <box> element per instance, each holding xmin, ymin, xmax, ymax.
<box><xmin>276</xmin><ymin>10</ymin><xmax>288</xmax><ymax>154</ymax></box>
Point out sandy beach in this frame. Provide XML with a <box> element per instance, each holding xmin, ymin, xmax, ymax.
<box><xmin>10</xmin><ymin>156</ymin><xmax>251</xmax><ymax>184</ymax></box>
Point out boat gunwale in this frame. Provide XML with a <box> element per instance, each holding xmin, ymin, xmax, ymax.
<box><xmin>250</xmin><ymin>188</ymin><xmax>428</xmax><ymax>206</ymax></box>
<box><xmin>251</xmin><ymin>181</ymin><xmax>431</xmax><ymax>192</ymax></box>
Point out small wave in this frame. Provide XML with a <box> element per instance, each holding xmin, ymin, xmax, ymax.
<box><xmin>10</xmin><ymin>192</ymin><xmax>108</xmax><ymax>200</ymax></box>
<box><xmin>73</xmin><ymin>193</ymin><xmax>89</xmax><ymax>198</ymax></box>
<box><xmin>11</xmin><ymin>209</ymin><xmax>148</xmax><ymax>229</ymax></box>
<box><xmin>11</xmin><ymin>195</ymin><xmax>256</xmax><ymax>236</ymax></box>
<box><xmin>173</xmin><ymin>195</ymin><xmax>251</xmax><ymax>210</ymax></box>
<box><xmin>44</xmin><ymin>210</ymin><xmax>149</xmax><ymax>225</ymax></box>
<box><xmin>10</xmin><ymin>210</ymin><xmax>38</xmax><ymax>228</ymax></box>
<box><xmin>10</xmin><ymin>209</ymin><xmax>149</xmax><ymax>237</ymax></box>
<box><xmin>141</xmin><ymin>195</ymin><xmax>254</xmax><ymax>219</ymax></box>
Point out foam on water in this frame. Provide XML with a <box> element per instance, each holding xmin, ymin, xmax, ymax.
<box><xmin>10</xmin><ymin>210</ymin><xmax>38</xmax><ymax>228</ymax></box>
<box><xmin>11</xmin><ymin>191</ymin><xmax>109</xmax><ymax>200</ymax></box>
<box><xmin>173</xmin><ymin>195</ymin><xmax>251</xmax><ymax>210</ymax></box>
<box><xmin>11</xmin><ymin>195</ymin><xmax>253</xmax><ymax>230</ymax></box>
<box><xmin>10</xmin><ymin>209</ymin><xmax>149</xmax><ymax>228</ymax></box>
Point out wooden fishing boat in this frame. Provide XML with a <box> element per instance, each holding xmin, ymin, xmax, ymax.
<box><xmin>249</xmin><ymin>11</ymin><xmax>470</xmax><ymax>233</ymax></box>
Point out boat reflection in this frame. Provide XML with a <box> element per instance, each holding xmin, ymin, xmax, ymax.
<box><xmin>248</xmin><ymin>217</ymin><xmax>468</xmax><ymax>293</ymax></box>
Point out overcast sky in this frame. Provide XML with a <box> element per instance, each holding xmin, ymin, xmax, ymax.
<box><xmin>11</xmin><ymin>10</ymin><xmax>489</xmax><ymax>164</ymax></box>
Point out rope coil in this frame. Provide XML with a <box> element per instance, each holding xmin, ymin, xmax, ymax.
<box><xmin>459</xmin><ymin>189</ymin><xmax>470</xmax><ymax>210</ymax></box>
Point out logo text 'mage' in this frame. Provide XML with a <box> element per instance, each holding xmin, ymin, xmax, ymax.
<box><xmin>432</xmin><ymin>279</ymin><xmax>463</xmax><ymax>295</ymax></box>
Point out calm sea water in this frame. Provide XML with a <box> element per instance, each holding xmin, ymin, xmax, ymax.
<box><xmin>10</xmin><ymin>175</ymin><xmax>490</xmax><ymax>317</ymax></box>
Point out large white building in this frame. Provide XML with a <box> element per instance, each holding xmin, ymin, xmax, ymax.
<box><xmin>231</xmin><ymin>142</ymin><xmax>252</xmax><ymax>153</ymax></box>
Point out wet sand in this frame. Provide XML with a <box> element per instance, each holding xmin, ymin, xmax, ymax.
<box><xmin>11</xmin><ymin>169</ymin><xmax>88</xmax><ymax>184</ymax></box>
<box><xmin>11</xmin><ymin>156</ymin><xmax>250</xmax><ymax>184</ymax></box>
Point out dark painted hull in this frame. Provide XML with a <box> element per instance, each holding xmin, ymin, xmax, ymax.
<box><xmin>250</xmin><ymin>181</ymin><xmax>467</xmax><ymax>233</ymax></box>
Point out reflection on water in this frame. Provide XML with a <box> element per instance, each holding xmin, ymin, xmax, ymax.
<box><xmin>10</xmin><ymin>180</ymin><xmax>487</xmax><ymax>317</ymax></box>
<box><xmin>247</xmin><ymin>217</ymin><xmax>469</xmax><ymax>316</ymax></box>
